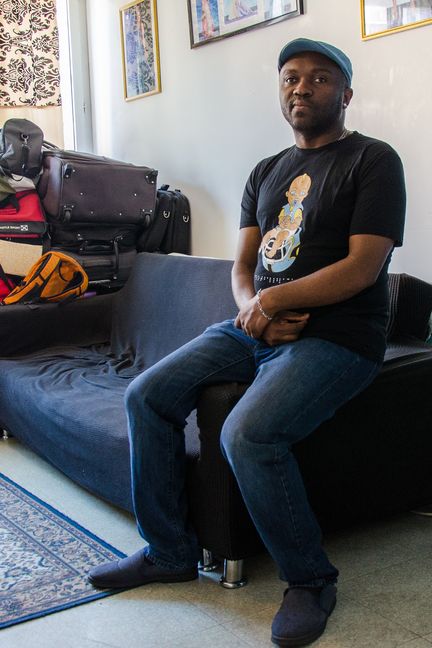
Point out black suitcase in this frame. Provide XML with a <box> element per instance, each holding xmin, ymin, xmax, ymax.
<box><xmin>38</xmin><ymin>149</ymin><xmax>158</xmax><ymax>226</ymax></box>
<box><xmin>50</xmin><ymin>247</ymin><xmax>137</xmax><ymax>287</ymax></box>
<box><xmin>48</xmin><ymin>221</ymin><xmax>139</xmax><ymax>290</ymax></box>
<box><xmin>48</xmin><ymin>222</ymin><xmax>138</xmax><ymax>254</ymax></box>
<box><xmin>137</xmin><ymin>185</ymin><xmax>191</xmax><ymax>254</ymax></box>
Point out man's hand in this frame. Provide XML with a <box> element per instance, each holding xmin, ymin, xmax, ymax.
<box><xmin>235</xmin><ymin>294</ymin><xmax>309</xmax><ymax>344</ymax></box>
<box><xmin>234</xmin><ymin>294</ymin><xmax>269</xmax><ymax>339</ymax></box>
<box><xmin>262</xmin><ymin>311</ymin><xmax>310</xmax><ymax>346</ymax></box>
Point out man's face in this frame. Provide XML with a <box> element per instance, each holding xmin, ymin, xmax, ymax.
<box><xmin>279</xmin><ymin>52</ymin><xmax>352</xmax><ymax>136</ymax></box>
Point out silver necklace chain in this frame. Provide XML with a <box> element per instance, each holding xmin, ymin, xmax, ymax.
<box><xmin>337</xmin><ymin>128</ymin><xmax>353</xmax><ymax>141</ymax></box>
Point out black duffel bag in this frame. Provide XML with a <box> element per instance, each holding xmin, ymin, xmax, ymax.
<box><xmin>0</xmin><ymin>119</ymin><xmax>44</xmax><ymax>179</ymax></box>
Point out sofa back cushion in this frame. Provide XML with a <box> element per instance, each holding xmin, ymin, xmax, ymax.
<box><xmin>110</xmin><ymin>256</ymin><xmax>432</xmax><ymax>371</ymax></box>
<box><xmin>110</xmin><ymin>253</ymin><xmax>237</xmax><ymax>371</ymax></box>
<box><xmin>387</xmin><ymin>273</ymin><xmax>432</xmax><ymax>341</ymax></box>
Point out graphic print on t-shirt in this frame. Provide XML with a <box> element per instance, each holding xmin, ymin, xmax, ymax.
<box><xmin>260</xmin><ymin>173</ymin><xmax>311</xmax><ymax>273</ymax></box>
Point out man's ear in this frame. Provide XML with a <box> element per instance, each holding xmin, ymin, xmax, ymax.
<box><xmin>342</xmin><ymin>87</ymin><xmax>353</xmax><ymax>109</ymax></box>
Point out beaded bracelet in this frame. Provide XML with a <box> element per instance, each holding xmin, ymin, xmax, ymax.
<box><xmin>256</xmin><ymin>289</ymin><xmax>273</xmax><ymax>321</ymax></box>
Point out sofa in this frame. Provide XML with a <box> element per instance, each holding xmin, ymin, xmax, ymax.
<box><xmin>1</xmin><ymin>252</ymin><xmax>432</xmax><ymax>587</ymax></box>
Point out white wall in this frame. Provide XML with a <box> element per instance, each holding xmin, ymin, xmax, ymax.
<box><xmin>86</xmin><ymin>0</ymin><xmax>432</xmax><ymax>282</ymax></box>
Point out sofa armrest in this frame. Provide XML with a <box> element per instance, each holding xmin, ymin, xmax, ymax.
<box><xmin>190</xmin><ymin>382</ymin><xmax>263</xmax><ymax>560</ymax></box>
<box><xmin>388</xmin><ymin>273</ymin><xmax>432</xmax><ymax>342</ymax></box>
<box><xmin>0</xmin><ymin>293</ymin><xmax>113</xmax><ymax>357</ymax></box>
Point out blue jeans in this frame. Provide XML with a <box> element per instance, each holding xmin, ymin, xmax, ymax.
<box><xmin>125</xmin><ymin>319</ymin><xmax>379</xmax><ymax>587</ymax></box>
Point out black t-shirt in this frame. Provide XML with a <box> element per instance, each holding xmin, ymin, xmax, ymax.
<box><xmin>240</xmin><ymin>132</ymin><xmax>406</xmax><ymax>362</ymax></box>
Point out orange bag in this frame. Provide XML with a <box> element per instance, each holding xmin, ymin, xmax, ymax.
<box><xmin>2</xmin><ymin>251</ymin><xmax>88</xmax><ymax>305</ymax></box>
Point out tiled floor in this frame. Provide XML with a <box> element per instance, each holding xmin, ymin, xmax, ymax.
<box><xmin>1</xmin><ymin>437</ymin><xmax>432</xmax><ymax>648</ymax></box>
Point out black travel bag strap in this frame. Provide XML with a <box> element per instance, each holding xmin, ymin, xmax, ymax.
<box><xmin>0</xmin><ymin>264</ymin><xmax>15</xmax><ymax>291</ymax></box>
<box><xmin>137</xmin><ymin>186</ymin><xmax>172</xmax><ymax>252</ymax></box>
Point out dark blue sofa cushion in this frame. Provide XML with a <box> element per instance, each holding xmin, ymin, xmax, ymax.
<box><xmin>0</xmin><ymin>254</ymin><xmax>238</xmax><ymax>509</ymax></box>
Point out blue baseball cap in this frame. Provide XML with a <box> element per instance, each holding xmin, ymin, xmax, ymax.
<box><xmin>278</xmin><ymin>38</ymin><xmax>353</xmax><ymax>86</ymax></box>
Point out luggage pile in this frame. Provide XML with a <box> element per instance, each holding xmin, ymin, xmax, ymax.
<box><xmin>38</xmin><ymin>147</ymin><xmax>158</xmax><ymax>287</ymax></box>
<box><xmin>0</xmin><ymin>118</ymin><xmax>192</xmax><ymax>301</ymax></box>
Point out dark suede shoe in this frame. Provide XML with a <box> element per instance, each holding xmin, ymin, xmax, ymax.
<box><xmin>271</xmin><ymin>584</ymin><xmax>337</xmax><ymax>647</ymax></box>
<box><xmin>88</xmin><ymin>549</ymin><xmax>198</xmax><ymax>589</ymax></box>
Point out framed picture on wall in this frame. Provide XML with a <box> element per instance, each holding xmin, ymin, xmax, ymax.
<box><xmin>361</xmin><ymin>0</ymin><xmax>432</xmax><ymax>40</ymax></box>
<box><xmin>120</xmin><ymin>0</ymin><xmax>161</xmax><ymax>100</ymax></box>
<box><xmin>187</xmin><ymin>0</ymin><xmax>304</xmax><ymax>48</ymax></box>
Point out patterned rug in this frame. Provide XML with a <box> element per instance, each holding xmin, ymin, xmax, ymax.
<box><xmin>0</xmin><ymin>472</ymin><xmax>126</xmax><ymax>629</ymax></box>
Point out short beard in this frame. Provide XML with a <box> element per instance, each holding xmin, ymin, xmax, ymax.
<box><xmin>281</xmin><ymin>80</ymin><xmax>347</xmax><ymax>137</ymax></box>
<box><xmin>283</xmin><ymin>99</ymin><xmax>344</xmax><ymax>137</ymax></box>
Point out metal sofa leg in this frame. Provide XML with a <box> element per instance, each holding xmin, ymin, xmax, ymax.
<box><xmin>2</xmin><ymin>429</ymin><xmax>10</xmax><ymax>440</ymax></box>
<box><xmin>199</xmin><ymin>549</ymin><xmax>219</xmax><ymax>572</ymax></box>
<box><xmin>220</xmin><ymin>559</ymin><xmax>248</xmax><ymax>588</ymax></box>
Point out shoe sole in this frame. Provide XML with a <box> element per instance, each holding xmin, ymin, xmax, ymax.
<box><xmin>271</xmin><ymin>597</ymin><xmax>336</xmax><ymax>647</ymax></box>
<box><xmin>88</xmin><ymin>570</ymin><xmax>198</xmax><ymax>590</ymax></box>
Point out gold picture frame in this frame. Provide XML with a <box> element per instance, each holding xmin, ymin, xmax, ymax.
<box><xmin>361</xmin><ymin>0</ymin><xmax>432</xmax><ymax>40</ymax></box>
<box><xmin>120</xmin><ymin>0</ymin><xmax>161</xmax><ymax>100</ymax></box>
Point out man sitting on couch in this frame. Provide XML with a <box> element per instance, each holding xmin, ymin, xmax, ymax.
<box><xmin>89</xmin><ymin>38</ymin><xmax>406</xmax><ymax>647</ymax></box>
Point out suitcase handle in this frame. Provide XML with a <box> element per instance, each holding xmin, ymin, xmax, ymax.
<box><xmin>78</xmin><ymin>237</ymin><xmax>120</xmax><ymax>280</ymax></box>
<box><xmin>79</xmin><ymin>243</ymin><xmax>112</xmax><ymax>254</ymax></box>
<box><xmin>63</xmin><ymin>164</ymin><xmax>74</xmax><ymax>179</ymax></box>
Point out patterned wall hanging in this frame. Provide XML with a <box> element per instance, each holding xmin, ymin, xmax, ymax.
<box><xmin>0</xmin><ymin>0</ymin><xmax>61</xmax><ymax>107</ymax></box>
